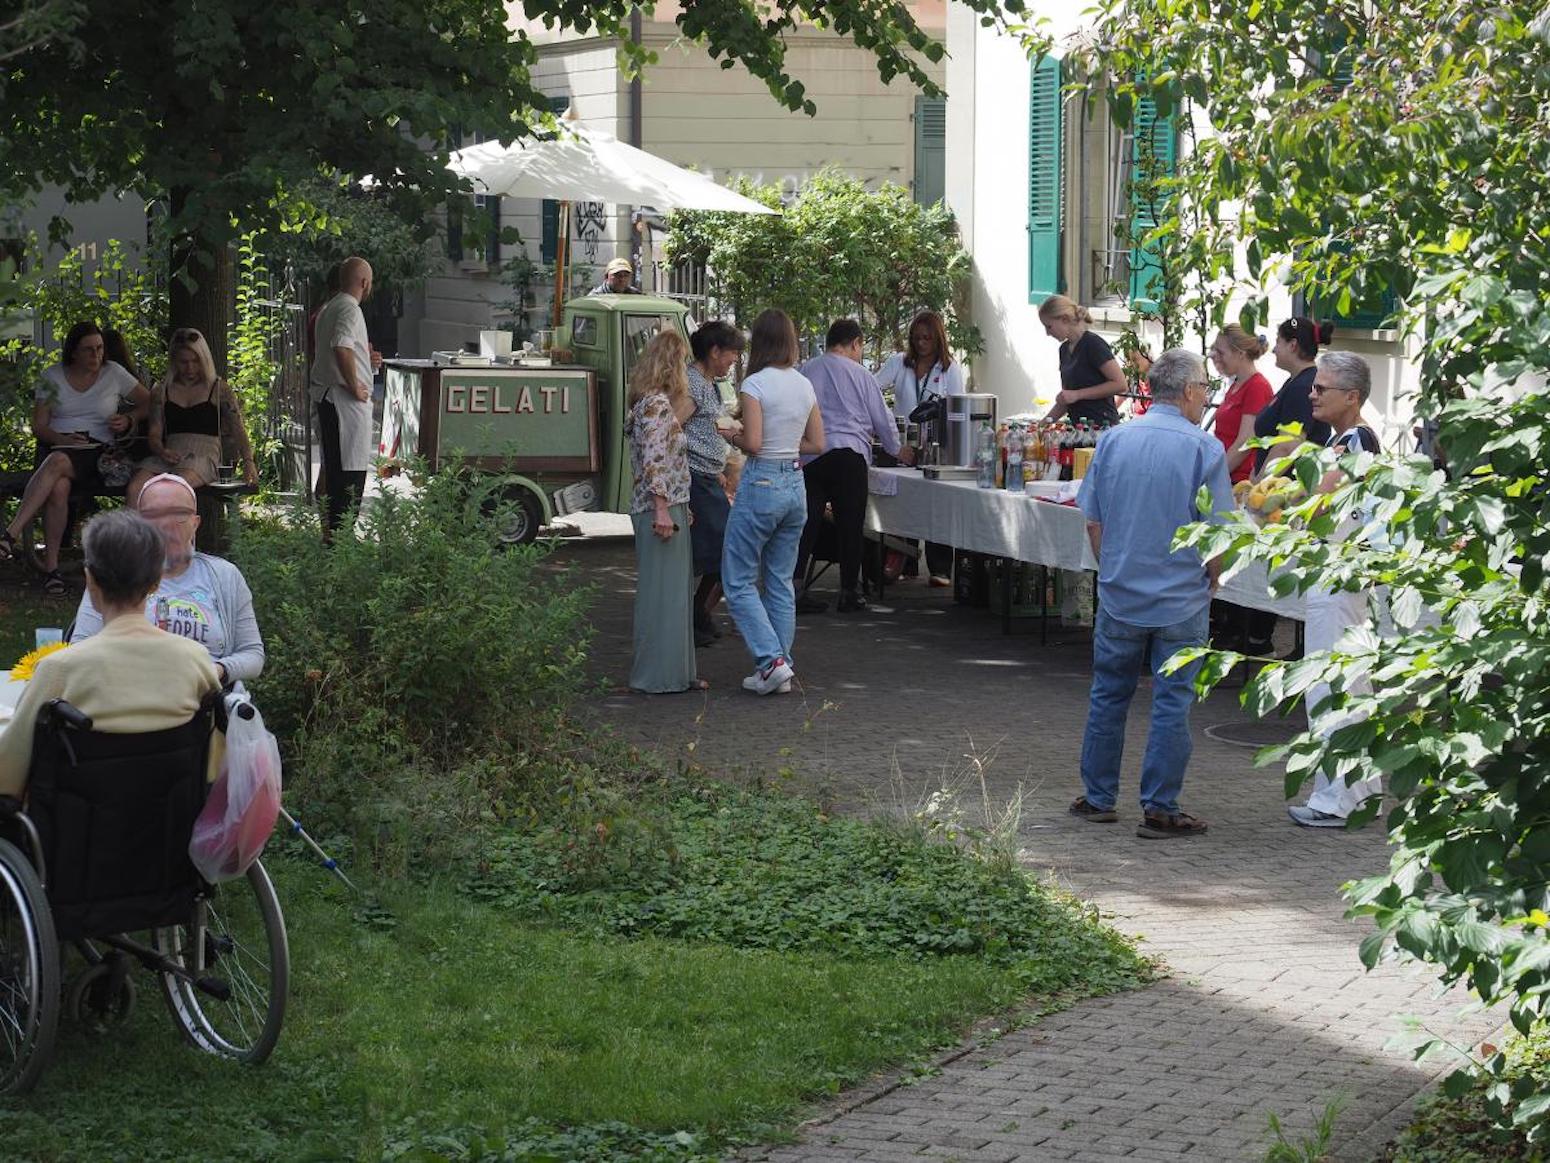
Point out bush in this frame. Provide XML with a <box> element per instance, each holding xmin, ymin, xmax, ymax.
<box><xmin>231</xmin><ymin>469</ymin><xmax>593</xmax><ymax>869</ymax></box>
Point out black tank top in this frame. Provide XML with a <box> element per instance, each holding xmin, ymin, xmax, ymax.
<box><xmin>165</xmin><ymin>382</ymin><xmax>220</xmax><ymax>437</ymax></box>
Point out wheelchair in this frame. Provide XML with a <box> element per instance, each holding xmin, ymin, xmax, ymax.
<box><xmin>0</xmin><ymin>691</ymin><xmax>289</xmax><ymax>1094</ymax></box>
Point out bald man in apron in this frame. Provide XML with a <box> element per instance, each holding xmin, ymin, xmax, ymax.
<box><xmin>308</xmin><ymin>256</ymin><xmax>378</xmax><ymax>541</ymax></box>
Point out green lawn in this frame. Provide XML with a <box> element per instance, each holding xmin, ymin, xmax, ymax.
<box><xmin>0</xmin><ymin>854</ymin><xmax>1052</xmax><ymax>1162</ymax></box>
<box><xmin>0</xmin><ymin>574</ymin><xmax>75</xmax><ymax>667</ymax></box>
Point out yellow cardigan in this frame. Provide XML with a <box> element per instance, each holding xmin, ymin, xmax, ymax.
<box><xmin>0</xmin><ymin>617</ymin><xmax>221</xmax><ymax>797</ymax></box>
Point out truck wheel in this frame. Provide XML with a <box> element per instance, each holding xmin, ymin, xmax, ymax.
<box><xmin>478</xmin><ymin>486</ymin><xmax>543</xmax><ymax>546</ymax></box>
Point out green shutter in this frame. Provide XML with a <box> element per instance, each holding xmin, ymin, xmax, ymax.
<box><xmin>540</xmin><ymin>96</ymin><xmax>571</xmax><ymax>266</ymax></box>
<box><xmin>1128</xmin><ymin>94</ymin><xmax>1176</xmax><ymax>311</ymax></box>
<box><xmin>1026</xmin><ymin>55</ymin><xmax>1062</xmax><ymax>305</ymax></box>
<box><xmin>1322</xmin><ymin>32</ymin><xmax>1397</xmax><ymax>331</ymax></box>
<box><xmin>913</xmin><ymin>96</ymin><xmax>947</xmax><ymax>206</ymax></box>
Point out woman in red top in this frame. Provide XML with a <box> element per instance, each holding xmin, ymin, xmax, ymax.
<box><xmin>1208</xmin><ymin>325</ymin><xmax>1274</xmax><ymax>483</ymax></box>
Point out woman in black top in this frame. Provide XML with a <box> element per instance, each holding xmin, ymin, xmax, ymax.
<box><xmin>1254</xmin><ymin>317</ymin><xmax>1334</xmax><ymax>474</ymax></box>
<box><xmin>128</xmin><ymin>328</ymin><xmax>258</xmax><ymax>506</ymax></box>
<box><xmin>1037</xmin><ymin>295</ymin><xmax>1125</xmax><ymax>426</ymax></box>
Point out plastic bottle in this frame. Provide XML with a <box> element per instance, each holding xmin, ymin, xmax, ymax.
<box><xmin>1005</xmin><ymin>427</ymin><xmax>1024</xmax><ymax>494</ymax></box>
<box><xmin>1021</xmin><ymin>428</ymin><xmax>1037</xmax><ymax>487</ymax></box>
<box><xmin>995</xmin><ymin>423</ymin><xmax>1008</xmax><ymax>488</ymax></box>
<box><xmin>976</xmin><ymin>421</ymin><xmax>998</xmax><ymax>489</ymax></box>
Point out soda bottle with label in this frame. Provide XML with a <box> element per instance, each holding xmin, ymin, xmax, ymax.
<box><xmin>976</xmin><ymin>421</ymin><xmax>998</xmax><ymax>489</ymax></box>
<box><xmin>1005</xmin><ymin>426</ymin><xmax>1024</xmax><ymax>493</ymax></box>
<box><xmin>1022</xmin><ymin>428</ymin><xmax>1037</xmax><ymax>487</ymax></box>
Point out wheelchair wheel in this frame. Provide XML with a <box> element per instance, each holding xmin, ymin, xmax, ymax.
<box><xmin>67</xmin><ymin>960</ymin><xmax>137</xmax><ymax>1031</ymax></box>
<box><xmin>154</xmin><ymin>860</ymin><xmax>288</xmax><ymax>1063</ymax></box>
<box><xmin>0</xmin><ymin>838</ymin><xmax>60</xmax><ymax>1095</ymax></box>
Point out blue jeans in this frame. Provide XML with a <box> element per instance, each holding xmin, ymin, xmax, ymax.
<box><xmin>1079</xmin><ymin>605</ymin><xmax>1208</xmax><ymax>816</ymax></box>
<box><xmin>721</xmin><ymin>459</ymin><xmax>807</xmax><ymax>670</ymax></box>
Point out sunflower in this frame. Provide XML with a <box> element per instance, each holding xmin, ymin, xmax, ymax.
<box><xmin>10</xmin><ymin>640</ymin><xmax>68</xmax><ymax>681</ymax></box>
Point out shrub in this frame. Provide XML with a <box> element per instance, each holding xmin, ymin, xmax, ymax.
<box><xmin>231</xmin><ymin>469</ymin><xmax>593</xmax><ymax>868</ymax></box>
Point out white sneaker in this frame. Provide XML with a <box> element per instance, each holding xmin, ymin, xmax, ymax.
<box><xmin>743</xmin><ymin>658</ymin><xmax>794</xmax><ymax>694</ymax></box>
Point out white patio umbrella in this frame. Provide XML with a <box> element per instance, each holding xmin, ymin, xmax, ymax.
<box><xmin>446</xmin><ymin>124</ymin><xmax>775</xmax><ymax>324</ymax></box>
<box><xmin>447</xmin><ymin>126</ymin><xmax>778</xmax><ymax>215</ymax></box>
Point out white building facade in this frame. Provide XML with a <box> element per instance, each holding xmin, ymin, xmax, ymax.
<box><xmin>945</xmin><ymin>1</ymin><xmax>1416</xmax><ymax>444</ymax></box>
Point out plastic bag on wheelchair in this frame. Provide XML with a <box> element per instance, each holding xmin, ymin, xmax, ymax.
<box><xmin>189</xmin><ymin>685</ymin><xmax>282</xmax><ymax>883</ymax></box>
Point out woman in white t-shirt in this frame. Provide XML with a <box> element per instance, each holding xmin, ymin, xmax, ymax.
<box><xmin>721</xmin><ymin>309</ymin><xmax>825</xmax><ymax>695</ymax></box>
<box><xmin>1</xmin><ymin>321</ymin><xmax>149</xmax><ymax>594</ymax></box>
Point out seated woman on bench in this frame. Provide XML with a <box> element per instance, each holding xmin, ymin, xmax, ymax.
<box><xmin>127</xmin><ymin>327</ymin><xmax>259</xmax><ymax>507</ymax></box>
<box><xmin>0</xmin><ymin>510</ymin><xmax>221</xmax><ymax>797</ymax></box>
<box><xmin>72</xmin><ymin>474</ymin><xmax>265</xmax><ymax>685</ymax></box>
<box><xmin>0</xmin><ymin>322</ymin><xmax>150</xmax><ymax>595</ymax></box>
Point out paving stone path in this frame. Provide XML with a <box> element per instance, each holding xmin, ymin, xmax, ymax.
<box><xmin>564</xmin><ymin>532</ymin><xmax>1500</xmax><ymax>1162</ymax></box>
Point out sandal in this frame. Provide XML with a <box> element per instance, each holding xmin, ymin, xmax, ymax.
<box><xmin>42</xmin><ymin>569</ymin><xmax>67</xmax><ymax>597</ymax></box>
<box><xmin>1068</xmin><ymin>796</ymin><xmax>1118</xmax><ymax>823</ymax></box>
<box><xmin>0</xmin><ymin>529</ymin><xmax>17</xmax><ymax>561</ymax></box>
<box><xmin>1136</xmin><ymin>810</ymin><xmax>1208</xmax><ymax>839</ymax></box>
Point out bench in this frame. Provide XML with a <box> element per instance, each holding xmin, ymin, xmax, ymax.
<box><xmin>0</xmin><ymin>465</ymin><xmax>256</xmax><ymax>569</ymax></box>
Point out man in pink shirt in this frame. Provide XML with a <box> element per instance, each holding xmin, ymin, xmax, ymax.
<box><xmin>794</xmin><ymin>319</ymin><xmax>914</xmax><ymax>613</ymax></box>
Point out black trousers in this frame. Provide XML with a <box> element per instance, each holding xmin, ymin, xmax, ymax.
<box><xmin>317</xmin><ymin>397</ymin><xmax>366</xmax><ymax>535</ymax></box>
<box><xmin>795</xmin><ymin>448</ymin><xmax>869</xmax><ymax>593</ymax></box>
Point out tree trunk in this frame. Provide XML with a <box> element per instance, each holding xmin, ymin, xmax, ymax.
<box><xmin>168</xmin><ymin>187</ymin><xmax>234</xmax><ymax>377</ymax></box>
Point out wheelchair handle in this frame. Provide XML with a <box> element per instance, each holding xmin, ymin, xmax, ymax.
<box><xmin>46</xmin><ymin>699</ymin><xmax>93</xmax><ymax>731</ymax></box>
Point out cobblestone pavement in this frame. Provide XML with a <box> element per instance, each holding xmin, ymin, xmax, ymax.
<box><xmin>564</xmin><ymin>532</ymin><xmax>1500</xmax><ymax>1162</ymax></box>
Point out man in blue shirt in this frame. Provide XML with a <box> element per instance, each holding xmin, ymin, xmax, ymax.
<box><xmin>1072</xmin><ymin>348</ymin><xmax>1234</xmax><ymax>838</ymax></box>
<box><xmin>794</xmin><ymin>319</ymin><xmax>914</xmax><ymax>613</ymax></box>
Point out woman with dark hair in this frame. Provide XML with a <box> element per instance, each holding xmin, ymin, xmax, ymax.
<box><xmin>878</xmin><ymin>309</ymin><xmax>964</xmax><ymax>421</ymax></box>
<box><xmin>685</xmin><ymin>320</ymin><xmax>745</xmax><ymax>646</ymax></box>
<box><xmin>1255</xmin><ymin>317</ymin><xmax>1334</xmax><ymax>473</ymax></box>
<box><xmin>879</xmin><ymin>309</ymin><xmax>964</xmax><ymax>585</ymax></box>
<box><xmin>101</xmin><ymin>329</ymin><xmax>147</xmax><ymax>388</ymax></box>
<box><xmin>0</xmin><ymin>510</ymin><xmax>220</xmax><ymax>796</ymax></box>
<box><xmin>0</xmin><ymin>321</ymin><xmax>150</xmax><ymax>594</ymax></box>
<box><xmin>722</xmin><ymin>309</ymin><xmax>825</xmax><ymax>695</ymax></box>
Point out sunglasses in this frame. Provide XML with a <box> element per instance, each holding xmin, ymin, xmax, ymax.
<box><xmin>1310</xmin><ymin>382</ymin><xmax>1354</xmax><ymax>395</ymax></box>
<box><xmin>172</xmin><ymin>328</ymin><xmax>203</xmax><ymax>342</ymax></box>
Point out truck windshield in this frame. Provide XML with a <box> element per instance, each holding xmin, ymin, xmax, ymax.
<box><xmin>623</xmin><ymin>315</ymin><xmax>678</xmax><ymax>375</ymax></box>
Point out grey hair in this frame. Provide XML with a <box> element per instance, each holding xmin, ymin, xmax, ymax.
<box><xmin>1317</xmin><ymin>349</ymin><xmax>1372</xmax><ymax>404</ymax></box>
<box><xmin>82</xmin><ymin>510</ymin><xmax>165</xmax><ymax>606</ymax></box>
<box><xmin>1147</xmin><ymin>348</ymin><xmax>1207</xmax><ymax>401</ymax></box>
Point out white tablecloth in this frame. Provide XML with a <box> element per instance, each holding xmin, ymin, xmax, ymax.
<box><xmin>864</xmin><ymin>467</ymin><xmax>1305</xmax><ymax>621</ymax></box>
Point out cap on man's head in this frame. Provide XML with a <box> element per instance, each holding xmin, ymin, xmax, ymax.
<box><xmin>605</xmin><ymin>258</ymin><xmax>633</xmax><ymax>277</ymax></box>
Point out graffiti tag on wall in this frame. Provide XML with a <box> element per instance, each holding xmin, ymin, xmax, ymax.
<box><xmin>574</xmin><ymin>202</ymin><xmax>606</xmax><ymax>263</ymax></box>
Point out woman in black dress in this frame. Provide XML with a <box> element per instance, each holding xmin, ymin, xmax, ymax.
<box><xmin>1038</xmin><ymin>295</ymin><xmax>1126</xmax><ymax>426</ymax></box>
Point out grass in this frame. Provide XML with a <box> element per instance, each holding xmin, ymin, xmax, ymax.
<box><xmin>0</xmin><ymin>577</ymin><xmax>73</xmax><ymax>666</ymax></box>
<box><xmin>0</xmin><ymin>852</ymin><xmax>1054</xmax><ymax>1161</ymax></box>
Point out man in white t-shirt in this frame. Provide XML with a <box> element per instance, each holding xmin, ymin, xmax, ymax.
<box><xmin>308</xmin><ymin>256</ymin><xmax>378</xmax><ymax>540</ymax></box>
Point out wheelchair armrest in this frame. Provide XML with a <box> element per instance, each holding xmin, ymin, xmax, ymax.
<box><xmin>0</xmin><ymin>794</ymin><xmax>23</xmax><ymax>818</ymax></box>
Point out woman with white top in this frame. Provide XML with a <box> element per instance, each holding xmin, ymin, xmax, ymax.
<box><xmin>722</xmin><ymin>309</ymin><xmax>826</xmax><ymax>695</ymax></box>
<box><xmin>877</xmin><ymin>309</ymin><xmax>963</xmax><ymax>585</ymax></box>
<box><xmin>878</xmin><ymin>309</ymin><xmax>965</xmax><ymax>421</ymax></box>
<box><xmin>0</xmin><ymin>321</ymin><xmax>150</xmax><ymax>594</ymax></box>
<box><xmin>1287</xmin><ymin>350</ymin><xmax>1383</xmax><ymax>829</ymax></box>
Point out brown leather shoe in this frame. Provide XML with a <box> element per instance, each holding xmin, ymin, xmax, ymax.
<box><xmin>1136</xmin><ymin>810</ymin><xmax>1208</xmax><ymax>838</ymax></box>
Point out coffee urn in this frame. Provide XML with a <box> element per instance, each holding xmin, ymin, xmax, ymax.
<box><xmin>944</xmin><ymin>394</ymin><xmax>998</xmax><ymax>468</ymax></box>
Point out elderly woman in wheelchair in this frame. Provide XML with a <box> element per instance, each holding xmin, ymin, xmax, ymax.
<box><xmin>0</xmin><ymin>510</ymin><xmax>288</xmax><ymax>1094</ymax></box>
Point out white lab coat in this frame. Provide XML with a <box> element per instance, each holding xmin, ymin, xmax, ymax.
<box><xmin>877</xmin><ymin>353</ymin><xmax>965</xmax><ymax>420</ymax></box>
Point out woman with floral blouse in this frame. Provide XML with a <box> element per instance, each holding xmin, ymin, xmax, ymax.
<box><xmin>625</xmin><ymin>329</ymin><xmax>706</xmax><ymax>693</ymax></box>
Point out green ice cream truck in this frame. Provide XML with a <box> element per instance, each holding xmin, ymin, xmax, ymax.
<box><xmin>381</xmin><ymin>295</ymin><xmax>694</xmax><ymax>543</ymax></box>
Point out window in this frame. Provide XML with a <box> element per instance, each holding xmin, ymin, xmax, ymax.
<box><xmin>1026</xmin><ymin>59</ymin><xmax>1176</xmax><ymax>311</ymax></box>
<box><xmin>570</xmin><ymin>316</ymin><xmax>598</xmax><ymax>347</ymax></box>
<box><xmin>913</xmin><ymin>96</ymin><xmax>946</xmax><ymax>207</ymax></box>
<box><xmin>447</xmin><ymin>127</ymin><xmax>502</xmax><ymax>267</ymax></box>
<box><xmin>623</xmin><ymin>315</ymin><xmax>674</xmax><ymax>373</ymax></box>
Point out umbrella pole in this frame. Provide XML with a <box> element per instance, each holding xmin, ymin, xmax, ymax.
<box><xmin>552</xmin><ymin>200</ymin><xmax>570</xmax><ymax>331</ymax></box>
